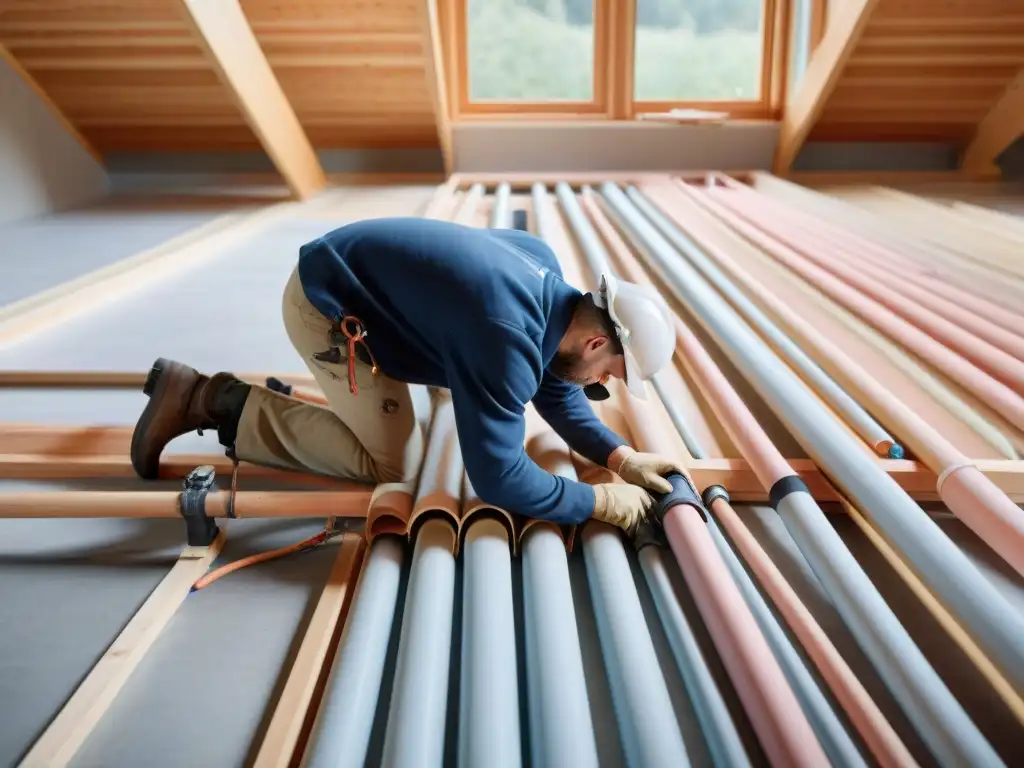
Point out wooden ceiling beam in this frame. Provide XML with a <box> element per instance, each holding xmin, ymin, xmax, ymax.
<box><xmin>177</xmin><ymin>0</ymin><xmax>326</xmax><ymax>199</ymax></box>
<box><xmin>961</xmin><ymin>67</ymin><xmax>1024</xmax><ymax>176</ymax></box>
<box><xmin>773</xmin><ymin>0</ymin><xmax>882</xmax><ymax>174</ymax></box>
<box><xmin>419</xmin><ymin>0</ymin><xmax>453</xmax><ymax>176</ymax></box>
<box><xmin>0</xmin><ymin>43</ymin><xmax>103</xmax><ymax>165</ymax></box>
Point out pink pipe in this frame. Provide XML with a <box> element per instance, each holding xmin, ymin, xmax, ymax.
<box><xmin>587</xmin><ymin>193</ymin><xmax>914</xmax><ymax>766</ymax></box>
<box><xmin>721</xmin><ymin>175</ymin><xmax>1024</xmax><ymax>315</ymax></box>
<box><xmin>721</xmin><ymin>184</ymin><xmax>1024</xmax><ymax>355</ymax></box>
<box><xmin>718</xmin><ymin>178</ymin><xmax>1024</xmax><ymax>338</ymax></box>
<box><xmin>682</xmin><ymin>183</ymin><xmax>1024</xmax><ymax>434</ymax></box>
<box><xmin>709</xmin><ymin>187</ymin><xmax>1024</xmax><ymax>392</ymax></box>
<box><xmin>644</xmin><ymin>181</ymin><xmax>1024</xmax><ymax>579</ymax></box>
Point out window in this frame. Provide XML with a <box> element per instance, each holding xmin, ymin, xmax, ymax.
<box><xmin>465</xmin><ymin>0</ymin><xmax>597</xmax><ymax>102</ymax></box>
<box><xmin>448</xmin><ymin>0</ymin><xmax>788</xmax><ymax>120</ymax></box>
<box><xmin>633</xmin><ymin>0</ymin><xmax>765</xmax><ymax>102</ymax></box>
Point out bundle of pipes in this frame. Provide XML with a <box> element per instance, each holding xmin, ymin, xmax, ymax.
<box><xmin>7</xmin><ymin>173</ymin><xmax>1024</xmax><ymax>767</ymax></box>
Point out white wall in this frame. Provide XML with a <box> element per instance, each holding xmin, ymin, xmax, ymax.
<box><xmin>0</xmin><ymin>52</ymin><xmax>109</xmax><ymax>227</ymax></box>
<box><xmin>453</xmin><ymin>120</ymin><xmax>781</xmax><ymax>173</ymax></box>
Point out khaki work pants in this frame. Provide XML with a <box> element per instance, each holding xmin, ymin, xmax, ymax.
<box><xmin>232</xmin><ymin>266</ymin><xmax>433</xmax><ymax>485</ymax></box>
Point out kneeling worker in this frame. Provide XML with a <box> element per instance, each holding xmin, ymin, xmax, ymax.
<box><xmin>130</xmin><ymin>216</ymin><xmax>682</xmax><ymax>531</ymax></box>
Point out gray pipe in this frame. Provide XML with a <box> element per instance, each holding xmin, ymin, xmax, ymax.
<box><xmin>302</xmin><ymin>535</ymin><xmax>406</xmax><ymax>768</ymax></box>
<box><xmin>531</xmin><ymin>182</ymin><xmax>555</xmax><ymax>238</ymax></box>
<box><xmin>522</xmin><ymin>524</ymin><xmax>601</xmax><ymax>768</ymax></box>
<box><xmin>491</xmin><ymin>182</ymin><xmax>512</xmax><ymax>229</ymax></box>
<box><xmin>636</xmin><ymin>546</ymin><xmax>753</xmax><ymax>768</ymax></box>
<box><xmin>555</xmin><ymin>181</ymin><xmax>612</xmax><ymax>279</ymax></box>
<box><xmin>581</xmin><ymin>523</ymin><xmax>691</xmax><ymax>767</ymax></box>
<box><xmin>458</xmin><ymin>518</ymin><xmax>522</xmax><ymax>768</ymax></box>
<box><xmin>380</xmin><ymin>519</ymin><xmax>458</xmax><ymax>767</ymax></box>
<box><xmin>628</xmin><ymin>186</ymin><xmax>901</xmax><ymax>458</ymax></box>
<box><xmin>599</xmin><ymin>181</ymin><xmax>1006</xmax><ymax>767</ymax></box>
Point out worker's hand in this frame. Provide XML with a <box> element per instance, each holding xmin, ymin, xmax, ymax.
<box><xmin>611</xmin><ymin>448</ymin><xmax>685</xmax><ymax>494</ymax></box>
<box><xmin>592</xmin><ymin>482</ymin><xmax>654</xmax><ymax>532</ymax></box>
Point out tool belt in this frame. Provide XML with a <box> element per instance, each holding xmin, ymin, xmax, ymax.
<box><xmin>325</xmin><ymin>315</ymin><xmax>378</xmax><ymax>395</ymax></box>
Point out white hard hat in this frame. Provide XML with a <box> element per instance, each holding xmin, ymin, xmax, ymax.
<box><xmin>592</xmin><ymin>272</ymin><xmax>676</xmax><ymax>399</ymax></box>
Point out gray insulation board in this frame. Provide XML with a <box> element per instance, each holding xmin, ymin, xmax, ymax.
<box><xmin>0</xmin><ymin>197</ymin><xmax>260</xmax><ymax>307</ymax></box>
<box><xmin>1</xmin><ymin>195</ymin><xmax>1023</xmax><ymax>766</ymax></box>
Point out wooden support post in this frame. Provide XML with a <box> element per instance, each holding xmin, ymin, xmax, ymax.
<box><xmin>961</xmin><ymin>67</ymin><xmax>1024</xmax><ymax>177</ymax></box>
<box><xmin>17</xmin><ymin>534</ymin><xmax>227</xmax><ymax>768</ymax></box>
<box><xmin>252</xmin><ymin>534</ymin><xmax>366</xmax><ymax>768</ymax></box>
<box><xmin>178</xmin><ymin>0</ymin><xmax>327</xmax><ymax>199</ymax></box>
<box><xmin>420</xmin><ymin>0</ymin><xmax>454</xmax><ymax>176</ymax></box>
<box><xmin>0</xmin><ymin>43</ymin><xmax>103</xmax><ymax>166</ymax></box>
<box><xmin>773</xmin><ymin>0</ymin><xmax>881</xmax><ymax>173</ymax></box>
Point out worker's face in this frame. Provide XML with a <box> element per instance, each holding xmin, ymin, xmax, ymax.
<box><xmin>550</xmin><ymin>334</ymin><xmax>626</xmax><ymax>387</ymax></box>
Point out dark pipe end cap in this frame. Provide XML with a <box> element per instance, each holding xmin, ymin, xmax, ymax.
<box><xmin>512</xmin><ymin>209</ymin><xmax>529</xmax><ymax>232</ymax></box>
<box><xmin>650</xmin><ymin>472</ymin><xmax>707</xmax><ymax>524</ymax></box>
<box><xmin>583</xmin><ymin>383</ymin><xmax>610</xmax><ymax>401</ymax></box>
<box><xmin>631</xmin><ymin>518</ymin><xmax>665</xmax><ymax>551</ymax></box>
<box><xmin>702</xmin><ymin>484</ymin><xmax>729</xmax><ymax>508</ymax></box>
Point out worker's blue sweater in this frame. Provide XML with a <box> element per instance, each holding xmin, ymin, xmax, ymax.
<box><xmin>296</xmin><ymin>216</ymin><xmax>626</xmax><ymax>524</ymax></box>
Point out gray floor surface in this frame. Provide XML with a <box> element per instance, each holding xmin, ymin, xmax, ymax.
<box><xmin>1</xmin><ymin>189</ymin><xmax>1022</xmax><ymax>767</ymax></box>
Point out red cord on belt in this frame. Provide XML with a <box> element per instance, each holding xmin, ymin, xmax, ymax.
<box><xmin>337</xmin><ymin>316</ymin><xmax>378</xmax><ymax>395</ymax></box>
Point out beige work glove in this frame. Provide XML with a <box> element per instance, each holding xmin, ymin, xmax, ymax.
<box><xmin>592</xmin><ymin>483</ymin><xmax>654</xmax><ymax>531</ymax></box>
<box><xmin>613</xmin><ymin>449</ymin><xmax>686</xmax><ymax>494</ymax></box>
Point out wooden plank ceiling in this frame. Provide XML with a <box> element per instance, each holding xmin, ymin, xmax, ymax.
<box><xmin>0</xmin><ymin>0</ymin><xmax>439</xmax><ymax>153</ymax></box>
<box><xmin>810</xmin><ymin>0</ymin><xmax>1024</xmax><ymax>143</ymax></box>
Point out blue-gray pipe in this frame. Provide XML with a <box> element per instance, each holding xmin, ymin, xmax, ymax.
<box><xmin>581</xmin><ymin>523</ymin><xmax>691</xmax><ymax>767</ymax></box>
<box><xmin>302</xmin><ymin>535</ymin><xmax>406</xmax><ymax>768</ymax></box>
<box><xmin>521</xmin><ymin>524</ymin><xmax>601</xmax><ymax>768</ymax></box>
<box><xmin>380</xmin><ymin>519</ymin><xmax>458</xmax><ymax>767</ymax></box>
<box><xmin>599</xmin><ymin>181</ymin><xmax>1005</xmax><ymax>767</ymax></box>
<box><xmin>636</xmin><ymin>545</ymin><xmax>753</xmax><ymax>768</ymax></box>
<box><xmin>458</xmin><ymin>517</ymin><xmax>522</xmax><ymax>768</ymax></box>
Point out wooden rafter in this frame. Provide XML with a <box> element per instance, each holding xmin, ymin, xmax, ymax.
<box><xmin>773</xmin><ymin>0</ymin><xmax>882</xmax><ymax>173</ymax></box>
<box><xmin>961</xmin><ymin>67</ymin><xmax>1024</xmax><ymax>176</ymax></box>
<box><xmin>0</xmin><ymin>42</ymin><xmax>103</xmax><ymax>166</ymax></box>
<box><xmin>420</xmin><ymin>0</ymin><xmax>454</xmax><ymax>175</ymax></box>
<box><xmin>177</xmin><ymin>0</ymin><xmax>326</xmax><ymax>199</ymax></box>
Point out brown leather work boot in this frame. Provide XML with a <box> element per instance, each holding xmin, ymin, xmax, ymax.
<box><xmin>131</xmin><ymin>357</ymin><xmax>251</xmax><ymax>479</ymax></box>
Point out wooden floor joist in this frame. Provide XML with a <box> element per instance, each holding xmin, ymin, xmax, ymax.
<box><xmin>251</xmin><ymin>534</ymin><xmax>366</xmax><ymax>768</ymax></box>
<box><xmin>17</xmin><ymin>533</ymin><xmax>228</xmax><ymax>768</ymax></box>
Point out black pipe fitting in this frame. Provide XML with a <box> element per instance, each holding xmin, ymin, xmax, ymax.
<box><xmin>649</xmin><ymin>472</ymin><xmax>708</xmax><ymax>524</ymax></box>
